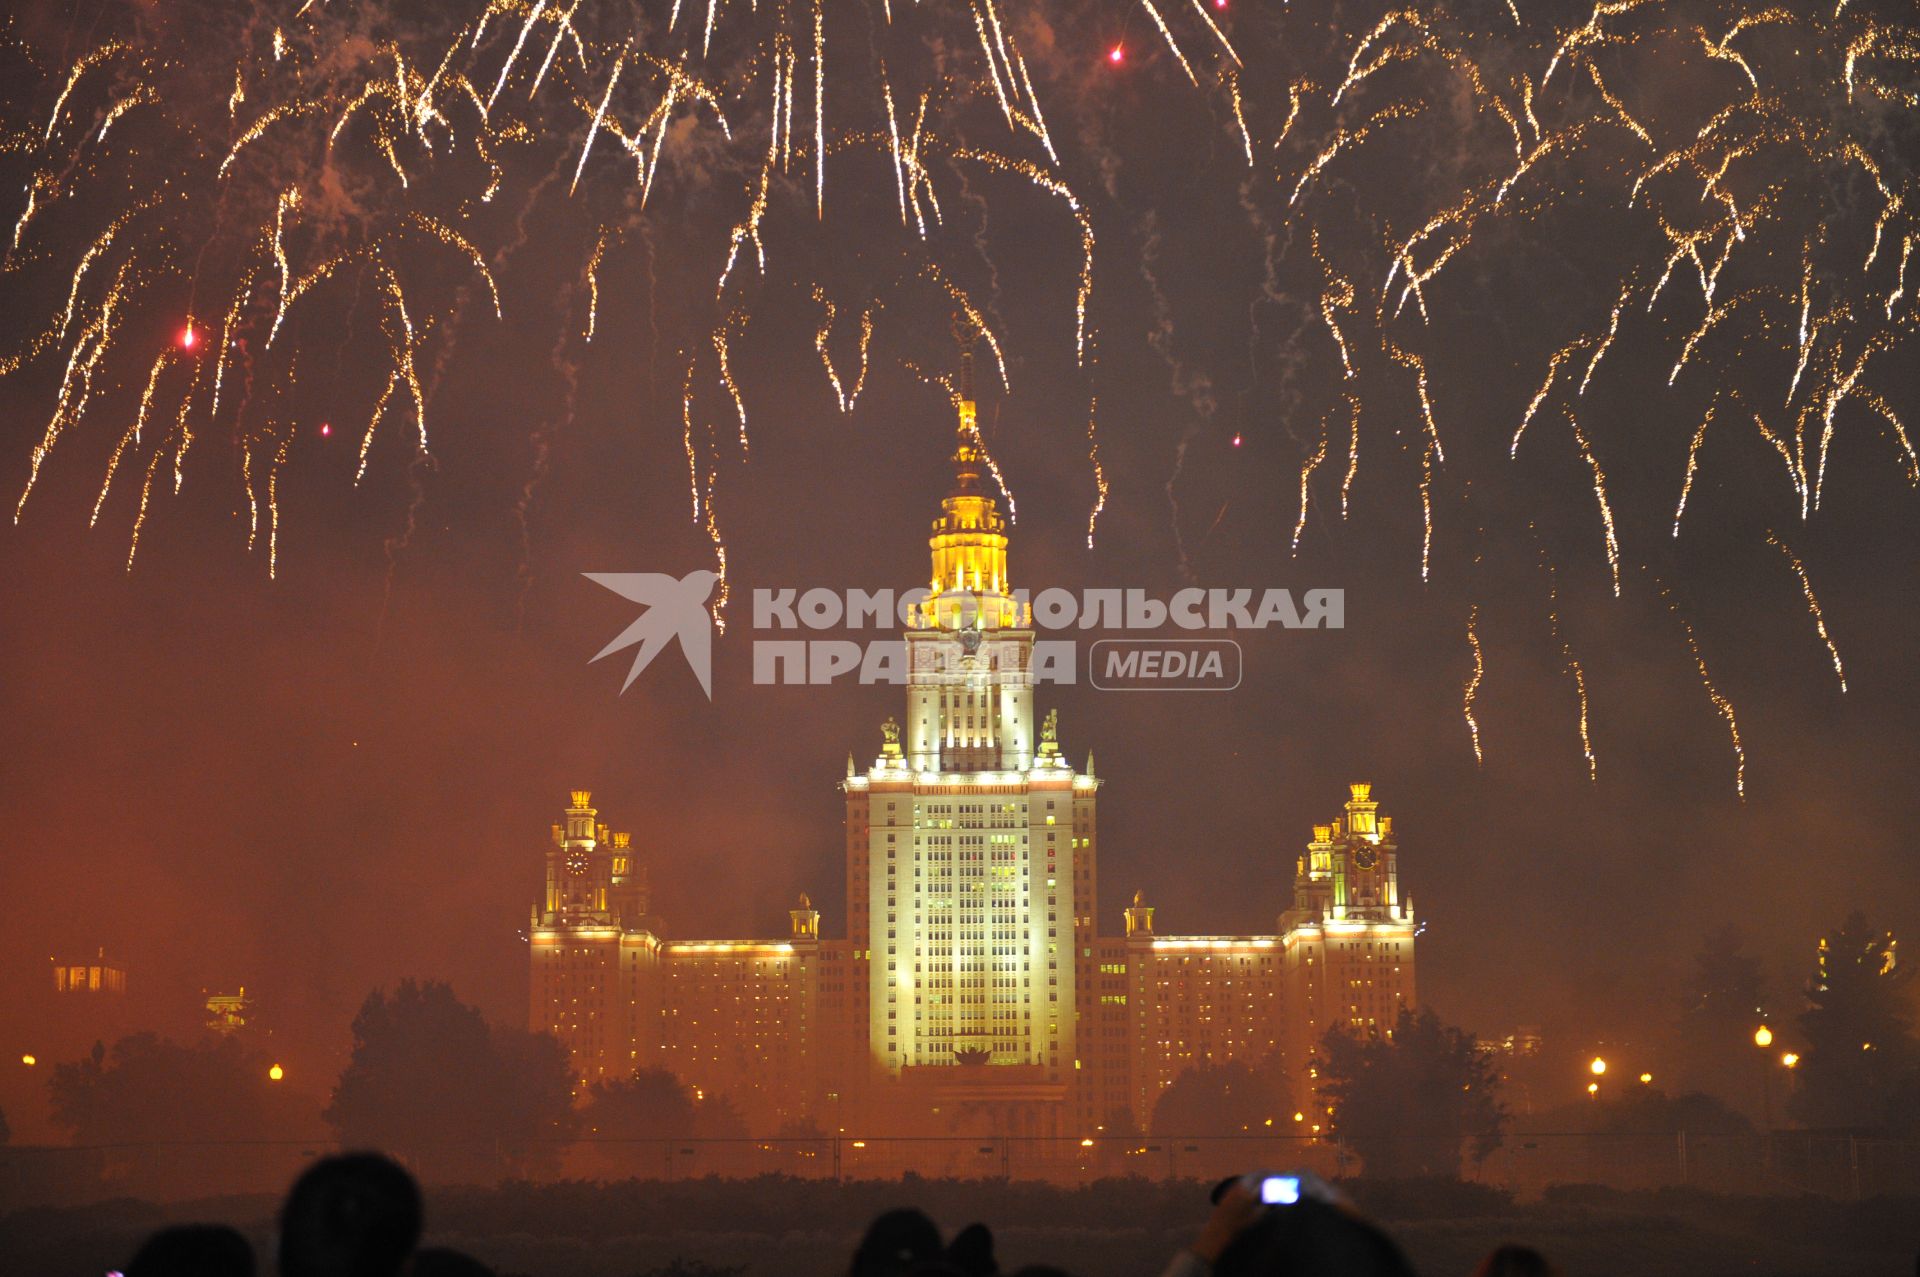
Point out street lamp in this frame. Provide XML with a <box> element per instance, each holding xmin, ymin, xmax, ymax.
<box><xmin>1639</xmin><ymin>1072</ymin><xmax>1653</xmax><ymax>1085</ymax></box>
<box><xmin>268</xmin><ymin>1063</ymin><xmax>285</xmax><ymax>1082</ymax></box>
<box><xmin>1782</xmin><ymin>1052</ymin><xmax>1799</xmax><ymax>1069</ymax></box>
<box><xmin>1590</xmin><ymin>1057</ymin><xmax>1607</xmax><ymax>1076</ymax></box>
<box><xmin>1754</xmin><ymin>1025</ymin><xmax>1773</xmax><ymax>1049</ymax></box>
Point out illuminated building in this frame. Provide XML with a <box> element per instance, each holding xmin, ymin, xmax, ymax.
<box><xmin>204</xmin><ymin>988</ymin><xmax>252</xmax><ymax>1035</ymax></box>
<box><xmin>51</xmin><ymin>949</ymin><xmax>127</xmax><ymax>996</ymax></box>
<box><xmin>530</xmin><ymin>368</ymin><xmax>1417</xmax><ymax>1133</ymax></box>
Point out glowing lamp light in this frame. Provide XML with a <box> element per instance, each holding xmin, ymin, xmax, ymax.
<box><xmin>851</xmin><ymin>1140</ymin><xmax>867</xmax><ymax>1149</ymax></box>
<box><xmin>1586</xmin><ymin>1081</ymin><xmax>1599</xmax><ymax>1096</ymax></box>
<box><xmin>1079</xmin><ymin>1137</ymin><xmax>1095</xmax><ymax>1147</ymax></box>
<box><xmin>1754</xmin><ymin>1025</ymin><xmax>1773</xmax><ymax>1048</ymax></box>
<box><xmin>1639</xmin><ymin>1072</ymin><xmax>1653</xmax><ymax>1085</ymax></box>
<box><xmin>1293</xmin><ymin>1111</ymin><xmax>1305</xmax><ymax>1122</ymax></box>
<box><xmin>1589</xmin><ymin>1056</ymin><xmax>1607</xmax><ymax>1076</ymax></box>
<box><xmin>20</xmin><ymin>1054</ymin><xmax>34</xmax><ymax>1067</ymax></box>
<box><xmin>268</xmin><ymin>1063</ymin><xmax>285</xmax><ymax>1081</ymax></box>
<box><xmin>1107</xmin><ymin>45</ymin><xmax>1125</xmax><ymax>65</ymax></box>
<box><xmin>1782</xmin><ymin>1052</ymin><xmax>1800</xmax><ymax>1069</ymax></box>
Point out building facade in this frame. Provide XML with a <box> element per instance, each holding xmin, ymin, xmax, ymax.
<box><xmin>529</xmin><ymin>384</ymin><xmax>1418</xmax><ymax>1136</ymax></box>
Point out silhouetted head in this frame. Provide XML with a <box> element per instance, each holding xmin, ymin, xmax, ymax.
<box><xmin>125</xmin><ymin>1224</ymin><xmax>255</xmax><ymax>1277</ymax></box>
<box><xmin>1472</xmin><ymin>1244</ymin><xmax>1559</xmax><ymax>1277</ymax></box>
<box><xmin>1214</xmin><ymin>1197</ymin><xmax>1414</xmax><ymax>1277</ymax></box>
<box><xmin>409</xmin><ymin>1247</ymin><xmax>497</xmax><ymax>1277</ymax></box>
<box><xmin>850</xmin><ymin>1208</ymin><xmax>944</xmax><ymax>1277</ymax></box>
<box><xmin>947</xmin><ymin>1222</ymin><xmax>997</xmax><ymax>1277</ymax></box>
<box><xmin>278</xmin><ymin>1152</ymin><xmax>423</xmax><ymax>1277</ymax></box>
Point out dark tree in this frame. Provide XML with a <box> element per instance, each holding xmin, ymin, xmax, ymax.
<box><xmin>1149</xmin><ymin>1058</ymin><xmax>1290</xmax><ymax>1136</ymax></box>
<box><xmin>1317</xmin><ymin>1007</ymin><xmax>1506</xmax><ymax>1178</ymax></box>
<box><xmin>46</xmin><ymin>1031</ymin><xmax>300</xmax><ymax>1144</ymax></box>
<box><xmin>771</xmin><ymin>1115</ymin><xmax>831</xmax><ymax>1161</ymax></box>
<box><xmin>1788</xmin><ymin>913</ymin><xmax>1918</xmax><ymax>1131</ymax></box>
<box><xmin>1670</xmin><ymin>925</ymin><xmax>1770</xmax><ymax>1106</ymax></box>
<box><xmin>1101</xmin><ymin>1104</ymin><xmax>1142</xmax><ymax>1139</ymax></box>
<box><xmin>693</xmin><ymin>1093</ymin><xmax>748</xmax><ymax>1140</ymax></box>
<box><xmin>325</xmin><ymin>980</ymin><xmax>576</xmax><ymax>1180</ymax></box>
<box><xmin>580</xmin><ymin>1068</ymin><xmax>697</xmax><ymax>1141</ymax></box>
<box><xmin>1594</xmin><ymin>1087</ymin><xmax>1754</xmax><ymax>1137</ymax></box>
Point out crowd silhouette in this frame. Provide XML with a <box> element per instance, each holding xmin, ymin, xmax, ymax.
<box><xmin>115</xmin><ymin>1153</ymin><xmax>1565</xmax><ymax>1277</ymax></box>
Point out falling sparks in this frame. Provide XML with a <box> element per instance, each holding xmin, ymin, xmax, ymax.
<box><xmin>0</xmin><ymin>0</ymin><xmax>1906</xmax><ymax>786</ymax></box>
<box><xmin>1673</xmin><ymin>399</ymin><xmax>1716</xmax><ymax>536</ymax></box>
<box><xmin>1566</xmin><ymin>412</ymin><xmax>1620</xmax><ymax>597</ymax></box>
<box><xmin>1338</xmin><ymin>392</ymin><xmax>1361</xmax><ymax>518</ymax></box>
<box><xmin>585</xmin><ymin>227</ymin><xmax>612</xmax><ymax>342</ymax></box>
<box><xmin>570</xmin><ymin>40</ymin><xmax>628</xmax><ymax>195</ymax></box>
<box><xmin>1292</xmin><ymin>410</ymin><xmax>1330</xmax><ymax>555</ymax></box>
<box><xmin>1657</xmin><ymin>575</ymin><xmax>1746</xmax><ymax>801</ymax></box>
<box><xmin>812</xmin><ymin>286</ymin><xmax>872</xmax><ymax>413</ymax></box>
<box><xmin>1462</xmin><ymin>604</ymin><xmax>1484</xmax><ymax>766</ymax></box>
<box><xmin>1538</xmin><ymin>547</ymin><xmax>1596</xmax><ymax>782</ymax></box>
<box><xmin>1768</xmin><ymin>531</ymin><xmax>1846</xmax><ymax>692</ymax></box>
<box><xmin>1085</xmin><ymin>391</ymin><xmax>1108</xmax><ymax>549</ymax></box>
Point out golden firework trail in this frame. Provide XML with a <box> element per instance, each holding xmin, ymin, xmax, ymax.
<box><xmin>1767</xmin><ymin>531</ymin><xmax>1847</xmax><ymax>692</ymax></box>
<box><xmin>1537</xmin><ymin>546</ymin><xmax>1596</xmax><ymax>782</ymax></box>
<box><xmin>1673</xmin><ymin>398</ymin><xmax>1717</xmax><ymax>537</ymax></box>
<box><xmin>712</xmin><ymin>309</ymin><xmax>750</xmax><ymax>456</ymax></box>
<box><xmin>1463</xmin><ymin>603</ymin><xmax>1484</xmax><ymax>766</ymax></box>
<box><xmin>1085</xmin><ymin>389</ymin><xmax>1107</xmax><ymax>549</ymax></box>
<box><xmin>1292</xmin><ymin>412</ymin><xmax>1330</xmax><ymax>556</ymax></box>
<box><xmin>1566</xmin><ymin>411</ymin><xmax>1621</xmax><ymax>597</ymax></box>
<box><xmin>1656</xmin><ymin>574</ymin><xmax>1746</xmax><ymax>801</ymax></box>
<box><xmin>811</xmin><ymin>286</ymin><xmax>872</xmax><ymax>414</ymax></box>
<box><xmin>585</xmin><ymin>227</ymin><xmax>612</xmax><ymax>341</ymax></box>
<box><xmin>1387</xmin><ymin>342</ymin><xmax>1444</xmax><ymax>464</ymax></box>
<box><xmin>1338</xmin><ymin>391</ymin><xmax>1361</xmax><ymax>518</ymax></box>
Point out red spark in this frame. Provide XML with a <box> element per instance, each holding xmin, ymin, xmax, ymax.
<box><xmin>1107</xmin><ymin>45</ymin><xmax>1125</xmax><ymax>65</ymax></box>
<box><xmin>1231</xmin><ymin>433</ymin><xmax>1243</xmax><ymax>448</ymax></box>
<box><xmin>319</xmin><ymin>422</ymin><xmax>332</xmax><ymax>438</ymax></box>
<box><xmin>178</xmin><ymin>322</ymin><xmax>197</xmax><ymax>350</ymax></box>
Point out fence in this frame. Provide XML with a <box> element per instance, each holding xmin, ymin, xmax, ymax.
<box><xmin>2</xmin><ymin>1130</ymin><xmax>1916</xmax><ymax>1209</ymax></box>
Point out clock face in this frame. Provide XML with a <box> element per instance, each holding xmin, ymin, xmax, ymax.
<box><xmin>565</xmin><ymin>849</ymin><xmax>591</xmax><ymax>877</ymax></box>
<box><xmin>1352</xmin><ymin>844</ymin><xmax>1379</xmax><ymax>871</ymax></box>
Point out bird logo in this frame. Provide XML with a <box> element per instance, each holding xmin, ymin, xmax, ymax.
<box><xmin>584</xmin><ymin>570</ymin><xmax>719</xmax><ymax>699</ymax></box>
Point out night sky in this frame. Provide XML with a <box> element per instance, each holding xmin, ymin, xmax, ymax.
<box><xmin>1</xmin><ymin>0</ymin><xmax>1915</xmax><ymax>1093</ymax></box>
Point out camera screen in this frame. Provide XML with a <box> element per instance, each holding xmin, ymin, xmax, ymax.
<box><xmin>1259</xmin><ymin>1176</ymin><xmax>1301</xmax><ymax>1205</ymax></box>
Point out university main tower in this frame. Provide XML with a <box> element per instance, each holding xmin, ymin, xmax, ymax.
<box><xmin>529</xmin><ymin>373</ymin><xmax>1416</xmax><ymax>1138</ymax></box>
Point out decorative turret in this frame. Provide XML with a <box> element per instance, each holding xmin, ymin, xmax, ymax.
<box><xmin>790</xmin><ymin>892</ymin><xmax>821</xmax><ymax>941</ymax></box>
<box><xmin>1124</xmin><ymin>889</ymin><xmax>1155</xmax><ymax>938</ymax></box>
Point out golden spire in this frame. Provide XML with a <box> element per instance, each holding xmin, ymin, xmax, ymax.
<box><xmin>950</xmin><ymin>331</ymin><xmax>984</xmax><ymax>498</ymax></box>
<box><xmin>919</xmin><ymin>320</ymin><xmax>1024</xmax><ymax>630</ymax></box>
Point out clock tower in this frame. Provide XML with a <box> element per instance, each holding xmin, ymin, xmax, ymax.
<box><xmin>530</xmin><ymin>790</ymin><xmax>656</xmax><ymax>1084</ymax></box>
